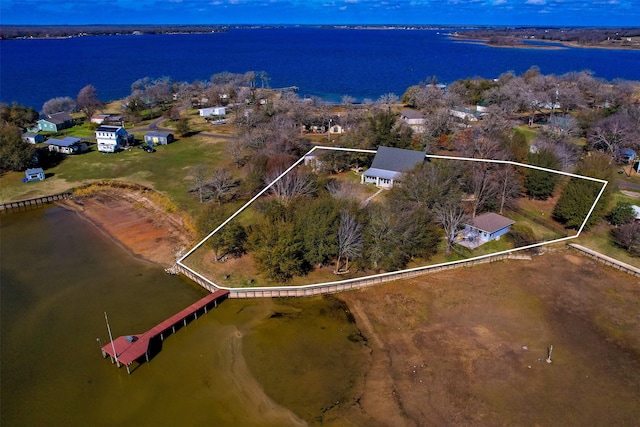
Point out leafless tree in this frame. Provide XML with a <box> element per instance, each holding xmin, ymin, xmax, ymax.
<box><xmin>42</xmin><ymin>97</ymin><xmax>76</xmax><ymax>115</ymax></box>
<box><xmin>266</xmin><ymin>167</ymin><xmax>316</xmax><ymax>206</ymax></box>
<box><xmin>76</xmin><ymin>84</ymin><xmax>103</xmax><ymax>121</ymax></box>
<box><xmin>612</xmin><ymin>222</ymin><xmax>640</xmax><ymax>255</ymax></box>
<box><xmin>210</xmin><ymin>168</ymin><xmax>237</xmax><ymax>206</ymax></box>
<box><xmin>534</xmin><ymin>136</ymin><xmax>581</xmax><ymax>172</ymax></box>
<box><xmin>190</xmin><ymin>163</ymin><xmax>211</xmax><ymax>203</ymax></box>
<box><xmin>481</xmin><ymin>106</ymin><xmax>515</xmax><ymax>138</ymax></box>
<box><xmin>335</xmin><ymin>211</ymin><xmax>363</xmax><ymax>273</ymax></box>
<box><xmin>496</xmin><ymin>164</ymin><xmax>521</xmax><ymax>214</ymax></box>
<box><xmin>397</xmin><ymin>162</ymin><xmax>458</xmax><ymax>209</ymax></box>
<box><xmin>434</xmin><ymin>198</ymin><xmax>468</xmax><ymax>255</ymax></box>
<box><xmin>463</xmin><ymin>161</ymin><xmax>500</xmax><ymax>218</ymax></box>
<box><xmin>588</xmin><ymin>111</ymin><xmax>637</xmax><ymax>154</ymax></box>
<box><xmin>377</xmin><ymin>92</ymin><xmax>399</xmax><ymax>112</ymax></box>
<box><xmin>226</xmin><ymin>138</ymin><xmax>247</xmax><ymax>168</ymax></box>
<box><xmin>422</xmin><ymin>107</ymin><xmax>452</xmax><ymax>141</ymax></box>
<box><xmin>341</xmin><ymin>95</ymin><xmax>356</xmax><ymax>108</ymax></box>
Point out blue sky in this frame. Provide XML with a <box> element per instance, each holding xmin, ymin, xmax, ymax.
<box><xmin>1</xmin><ymin>0</ymin><xmax>638</xmax><ymax>26</ymax></box>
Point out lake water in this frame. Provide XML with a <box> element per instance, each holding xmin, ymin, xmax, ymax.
<box><xmin>0</xmin><ymin>206</ymin><xmax>366</xmax><ymax>426</ymax></box>
<box><xmin>1</xmin><ymin>27</ymin><xmax>640</xmax><ymax>110</ymax></box>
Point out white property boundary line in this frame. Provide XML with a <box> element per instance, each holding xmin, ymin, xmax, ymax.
<box><xmin>177</xmin><ymin>146</ymin><xmax>608</xmax><ymax>295</ymax></box>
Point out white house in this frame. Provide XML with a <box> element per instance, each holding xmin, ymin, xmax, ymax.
<box><xmin>91</xmin><ymin>114</ymin><xmax>110</xmax><ymax>125</ymax></box>
<box><xmin>95</xmin><ymin>125</ymin><xmax>130</xmax><ymax>153</ymax></box>
<box><xmin>400</xmin><ymin>109</ymin><xmax>427</xmax><ymax>134</ymax></box>
<box><xmin>47</xmin><ymin>137</ymin><xmax>88</xmax><ymax>155</ymax></box>
<box><xmin>199</xmin><ymin>106</ymin><xmax>226</xmax><ymax>117</ymax></box>
<box><xmin>361</xmin><ymin>146</ymin><xmax>426</xmax><ymax>188</ymax></box>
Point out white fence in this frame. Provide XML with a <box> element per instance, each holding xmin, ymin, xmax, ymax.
<box><xmin>177</xmin><ymin>253</ymin><xmax>532</xmax><ymax>298</ymax></box>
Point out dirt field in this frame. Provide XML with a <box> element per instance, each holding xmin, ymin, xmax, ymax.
<box><xmin>64</xmin><ymin>191</ymin><xmax>640</xmax><ymax>425</ymax></box>
<box><xmin>336</xmin><ymin>253</ymin><xmax>640</xmax><ymax>426</ymax></box>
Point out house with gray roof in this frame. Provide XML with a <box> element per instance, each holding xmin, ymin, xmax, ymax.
<box><xmin>37</xmin><ymin>112</ymin><xmax>75</xmax><ymax>132</ymax></box>
<box><xmin>361</xmin><ymin>146</ymin><xmax>426</xmax><ymax>188</ymax></box>
<box><xmin>144</xmin><ymin>131</ymin><xmax>174</xmax><ymax>146</ymax></box>
<box><xmin>47</xmin><ymin>137</ymin><xmax>87</xmax><ymax>155</ymax></box>
<box><xmin>457</xmin><ymin>212</ymin><xmax>515</xmax><ymax>249</ymax></box>
<box><xmin>400</xmin><ymin>109</ymin><xmax>427</xmax><ymax>134</ymax></box>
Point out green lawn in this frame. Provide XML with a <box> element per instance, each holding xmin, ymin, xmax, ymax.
<box><xmin>1</xmin><ymin>134</ymin><xmax>228</xmax><ymax>219</ymax></box>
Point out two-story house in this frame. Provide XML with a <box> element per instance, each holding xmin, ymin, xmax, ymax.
<box><xmin>95</xmin><ymin>125</ymin><xmax>130</xmax><ymax>153</ymax></box>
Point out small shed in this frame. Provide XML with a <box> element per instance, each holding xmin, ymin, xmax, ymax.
<box><xmin>144</xmin><ymin>131</ymin><xmax>174</xmax><ymax>146</ymax></box>
<box><xmin>24</xmin><ymin>168</ymin><xmax>45</xmax><ymax>182</ymax></box>
<box><xmin>23</xmin><ymin>132</ymin><xmax>45</xmax><ymax>144</ymax></box>
<box><xmin>459</xmin><ymin>212</ymin><xmax>515</xmax><ymax>249</ymax></box>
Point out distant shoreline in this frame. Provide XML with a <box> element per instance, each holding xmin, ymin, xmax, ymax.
<box><xmin>3</xmin><ymin>25</ymin><xmax>639</xmax><ymax>52</ymax></box>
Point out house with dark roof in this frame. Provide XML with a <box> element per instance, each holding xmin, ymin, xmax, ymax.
<box><xmin>37</xmin><ymin>112</ymin><xmax>75</xmax><ymax>132</ymax></box>
<box><xmin>361</xmin><ymin>146</ymin><xmax>426</xmax><ymax>188</ymax></box>
<box><xmin>47</xmin><ymin>137</ymin><xmax>88</xmax><ymax>155</ymax></box>
<box><xmin>457</xmin><ymin>212</ymin><xmax>515</xmax><ymax>249</ymax></box>
<box><xmin>144</xmin><ymin>131</ymin><xmax>174</xmax><ymax>146</ymax></box>
<box><xmin>400</xmin><ymin>109</ymin><xmax>427</xmax><ymax>134</ymax></box>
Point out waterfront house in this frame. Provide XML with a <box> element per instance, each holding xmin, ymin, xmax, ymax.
<box><xmin>400</xmin><ymin>109</ymin><xmax>427</xmax><ymax>134</ymax></box>
<box><xmin>457</xmin><ymin>212</ymin><xmax>515</xmax><ymax>249</ymax></box>
<box><xmin>361</xmin><ymin>146</ymin><xmax>426</xmax><ymax>188</ymax></box>
<box><xmin>91</xmin><ymin>114</ymin><xmax>110</xmax><ymax>125</ymax></box>
<box><xmin>144</xmin><ymin>131</ymin><xmax>174</xmax><ymax>146</ymax></box>
<box><xmin>37</xmin><ymin>112</ymin><xmax>74</xmax><ymax>132</ymax></box>
<box><xmin>95</xmin><ymin>125</ymin><xmax>130</xmax><ymax>153</ymax></box>
<box><xmin>47</xmin><ymin>137</ymin><xmax>88</xmax><ymax>155</ymax></box>
<box><xmin>199</xmin><ymin>106</ymin><xmax>226</xmax><ymax>117</ymax></box>
<box><xmin>24</xmin><ymin>168</ymin><xmax>45</xmax><ymax>182</ymax></box>
<box><xmin>23</xmin><ymin>132</ymin><xmax>45</xmax><ymax>144</ymax></box>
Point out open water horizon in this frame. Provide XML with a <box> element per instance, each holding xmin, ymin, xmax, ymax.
<box><xmin>2</xmin><ymin>27</ymin><xmax>640</xmax><ymax>110</ymax></box>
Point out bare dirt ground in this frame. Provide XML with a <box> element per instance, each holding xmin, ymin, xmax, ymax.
<box><xmin>61</xmin><ymin>188</ymin><xmax>194</xmax><ymax>267</ymax></box>
<box><xmin>336</xmin><ymin>253</ymin><xmax>640</xmax><ymax>426</ymax></box>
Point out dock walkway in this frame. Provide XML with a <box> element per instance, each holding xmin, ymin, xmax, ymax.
<box><xmin>101</xmin><ymin>289</ymin><xmax>229</xmax><ymax>373</ymax></box>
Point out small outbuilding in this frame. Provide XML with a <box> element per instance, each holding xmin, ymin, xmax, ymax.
<box><xmin>23</xmin><ymin>132</ymin><xmax>45</xmax><ymax>144</ymax></box>
<box><xmin>24</xmin><ymin>168</ymin><xmax>45</xmax><ymax>182</ymax></box>
<box><xmin>144</xmin><ymin>131</ymin><xmax>174</xmax><ymax>146</ymax></box>
<box><xmin>457</xmin><ymin>212</ymin><xmax>515</xmax><ymax>249</ymax></box>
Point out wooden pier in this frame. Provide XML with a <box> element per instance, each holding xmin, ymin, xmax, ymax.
<box><xmin>101</xmin><ymin>289</ymin><xmax>229</xmax><ymax>374</ymax></box>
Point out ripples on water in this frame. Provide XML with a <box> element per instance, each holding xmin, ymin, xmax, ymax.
<box><xmin>1</xmin><ymin>28</ymin><xmax>639</xmax><ymax>109</ymax></box>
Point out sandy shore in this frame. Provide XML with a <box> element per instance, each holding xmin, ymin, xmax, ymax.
<box><xmin>60</xmin><ymin>187</ymin><xmax>194</xmax><ymax>268</ymax></box>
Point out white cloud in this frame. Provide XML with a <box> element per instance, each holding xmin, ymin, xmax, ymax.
<box><xmin>526</xmin><ymin>0</ymin><xmax>546</xmax><ymax>4</ymax></box>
